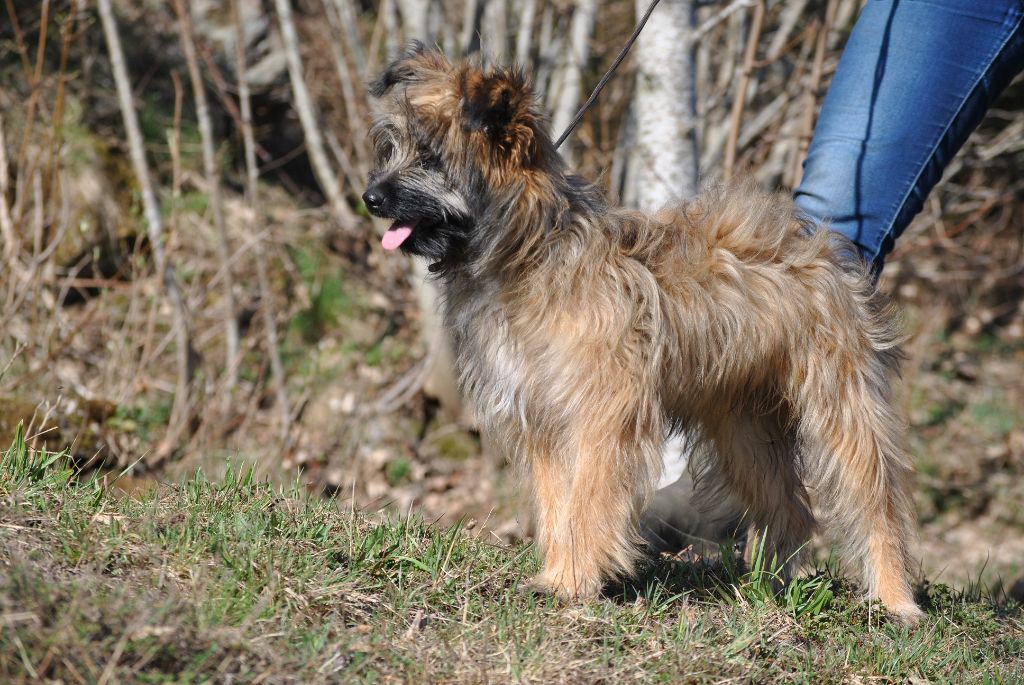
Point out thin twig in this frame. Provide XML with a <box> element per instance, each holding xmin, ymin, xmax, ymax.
<box><xmin>321</xmin><ymin>0</ymin><xmax>371</xmax><ymax>176</ymax></box>
<box><xmin>790</xmin><ymin>0</ymin><xmax>837</xmax><ymax>187</ymax></box>
<box><xmin>330</xmin><ymin>0</ymin><xmax>367</xmax><ymax>76</ymax></box>
<box><xmin>723</xmin><ymin>0</ymin><xmax>765</xmax><ymax>179</ymax></box>
<box><xmin>42</xmin><ymin>0</ymin><xmax>78</xmax><ymax>209</ymax></box>
<box><xmin>173</xmin><ymin>0</ymin><xmax>240</xmax><ymax>393</ymax></box>
<box><xmin>233</xmin><ymin>0</ymin><xmax>292</xmax><ymax>449</ymax></box>
<box><xmin>96</xmin><ymin>0</ymin><xmax>194</xmax><ymax>467</ymax></box>
<box><xmin>273</xmin><ymin>0</ymin><xmax>357</xmax><ymax>228</ymax></box>
<box><xmin>693</xmin><ymin>0</ymin><xmax>755</xmax><ymax>41</ymax></box>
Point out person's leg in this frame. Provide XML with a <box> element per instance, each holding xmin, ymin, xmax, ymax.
<box><xmin>794</xmin><ymin>0</ymin><xmax>1024</xmax><ymax>271</ymax></box>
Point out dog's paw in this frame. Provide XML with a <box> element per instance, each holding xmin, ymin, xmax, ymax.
<box><xmin>888</xmin><ymin>602</ymin><xmax>925</xmax><ymax>627</ymax></box>
<box><xmin>518</xmin><ymin>576</ymin><xmax>560</xmax><ymax>599</ymax></box>
<box><xmin>521</xmin><ymin>572</ymin><xmax>602</xmax><ymax>602</ymax></box>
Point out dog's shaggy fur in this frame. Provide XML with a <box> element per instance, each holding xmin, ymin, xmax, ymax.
<box><xmin>363</xmin><ymin>43</ymin><xmax>922</xmax><ymax>623</ymax></box>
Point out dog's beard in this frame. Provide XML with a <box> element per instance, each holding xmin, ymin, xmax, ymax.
<box><xmin>378</xmin><ymin>214</ymin><xmax>472</xmax><ymax>272</ymax></box>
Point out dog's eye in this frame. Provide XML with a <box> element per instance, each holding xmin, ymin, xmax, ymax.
<box><xmin>375</xmin><ymin>138</ymin><xmax>395</xmax><ymax>162</ymax></box>
<box><xmin>417</xmin><ymin>145</ymin><xmax>443</xmax><ymax>171</ymax></box>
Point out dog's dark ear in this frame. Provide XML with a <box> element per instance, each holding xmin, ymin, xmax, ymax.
<box><xmin>370</xmin><ymin>40</ymin><xmax>449</xmax><ymax>97</ymax></box>
<box><xmin>461</xmin><ymin>68</ymin><xmax>542</xmax><ymax>166</ymax></box>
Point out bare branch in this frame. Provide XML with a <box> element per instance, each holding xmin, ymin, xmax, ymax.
<box><xmin>273</xmin><ymin>0</ymin><xmax>358</xmax><ymax>227</ymax></box>
<box><xmin>0</xmin><ymin>115</ymin><xmax>18</xmax><ymax>268</ymax></box>
<box><xmin>329</xmin><ymin>0</ymin><xmax>367</xmax><ymax>77</ymax></box>
<box><xmin>322</xmin><ymin>0</ymin><xmax>371</xmax><ymax>175</ymax></box>
<box><xmin>790</xmin><ymin>0</ymin><xmax>837</xmax><ymax>187</ymax></box>
<box><xmin>233</xmin><ymin>0</ymin><xmax>292</xmax><ymax>448</ymax></box>
<box><xmin>723</xmin><ymin>0</ymin><xmax>765</xmax><ymax>179</ymax></box>
<box><xmin>96</xmin><ymin>0</ymin><xmax>194</xmax><ymax>466</ymax></box>
<box><xmin>173</xmin><ymin>0</ymin><xmax>240</xmax><ymax>392</ymax></box>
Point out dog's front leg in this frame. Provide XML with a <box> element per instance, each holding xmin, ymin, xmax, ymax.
<box><xmin>524</xmin><ymin>398</ymin><xmax>663</xmax><ymax>600</ymax></box>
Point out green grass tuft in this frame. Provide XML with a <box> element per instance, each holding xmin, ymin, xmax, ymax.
<box><xmin>0</xmin><ymin>437</ymin><xmax>1021</xmax><ymax>683</ymax></box>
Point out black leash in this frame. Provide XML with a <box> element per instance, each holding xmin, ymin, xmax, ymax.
<box><xmin>552</xmin><ymin>0</ymin><xmax>663</xmax><ymax>150</ymax></box>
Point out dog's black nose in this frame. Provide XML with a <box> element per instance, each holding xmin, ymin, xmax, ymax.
<box><xmin>362</xmin><ymin>189</ymin><xmax>384</xmax><ymax>212</ymax></box>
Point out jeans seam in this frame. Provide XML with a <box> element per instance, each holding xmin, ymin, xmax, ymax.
<box><xmin>868</xmin><ymin>5</ymin><xmax>1024</xmax><ymax>264</ymax></box>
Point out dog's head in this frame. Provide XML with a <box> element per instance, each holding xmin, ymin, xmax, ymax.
<box><xmin>363</xmin><ymin>42</ymin><xmax>555</xmax><ymax>270</ymax></box>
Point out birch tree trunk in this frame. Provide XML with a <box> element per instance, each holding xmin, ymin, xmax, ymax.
<box><xmin>629</xmin><ymin>0</ymin><xmax>699</xmax><ymax>209</ymax></box>
<box><xmin>549</xmin><ymin>0</ymin><xmax>597</xmax><ymax>155</ymax></box>
<box><xmin>480</xmin><ymin>0</ymin><xmax>509</xmax><ymax>63</ymax></box>
<box><xmin>627</xmin><ymin>0</ymin><xmax>698</xmax><ymax>496</ymax></box>
<box><xmin>514</xmin><ymin>0</ymin><xmax>538</xmax><ymax>67</ymax></box>
<box><xmin>397</xmin><ymin>0</ymin><xmax>430</xmax><ymax>41</ymax></box>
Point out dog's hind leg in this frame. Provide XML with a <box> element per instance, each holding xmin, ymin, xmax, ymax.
<box><xmin>704</xmin><ymin>409</ymin><xmax>815</xmax><ymax>583</ymax></box>
<box><xmin>794</xmin><ymin>354</ymin><xmax>922</xmax><ymax>624</ymax></box>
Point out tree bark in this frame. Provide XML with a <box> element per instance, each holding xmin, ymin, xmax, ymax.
<box><xmin>514</xmin><ymin>0</ymin><xmax>537</xmax><ymax>67</ymax></box>
<box><xmin>480</xmin><ymin>0</ymin><xmax>509</xmax><ymax>63</ymax></box>
<box><xmin>630</xmin><ymin>0</ymin><xmax>699</xmax><ymax>208</ymax></box>
<box><xmin>550</xmin><ymin>0</ymin><xmax>597</xmax><ymax>156</ymax></box>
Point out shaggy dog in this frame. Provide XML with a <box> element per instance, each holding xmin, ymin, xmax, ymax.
<box><xmin>362</xmin><ymin>42</ymin><xmax>921</xmax><ymax>624</ymax></box>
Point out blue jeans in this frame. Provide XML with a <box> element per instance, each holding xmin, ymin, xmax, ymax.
<box><xmin>794</xmin><ymin>0</ymin><xmax>1024</xmax><ymax>272</ymax></box>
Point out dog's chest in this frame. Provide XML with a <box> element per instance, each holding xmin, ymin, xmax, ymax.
<box><xmin>443</xmin><ymin>282</ymin><xmax>531</xmax><ymax>430</ymax></box>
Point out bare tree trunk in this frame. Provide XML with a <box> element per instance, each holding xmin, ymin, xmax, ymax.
<box><xmin>535</xmin><ymin>3</ymin><xmax>559</xmax><ymax>102</ymax></box>
<box><xmin>381</xmin><ymin>0</ymin><xmax>401</xmax><ymax>56</ymax></box>
<box><xmin>232</xmin><ymin>0</ymin><xmax>291</xmax><ymax>448</ymax></box>
<box><xmin>550</xmin><ymin>0</ymin><xmax>597</xmax><ymax>156</ymax></box>
<box><xmin>607</xmin><ymin>0</ymin><xmax>739</xmax><ymax>551</ymax></box>
<box><xmin>273</xmin><ymin>0</ymin><xmax>357</xmax><ymax>227</ymax></box>
<box><xmin>459</xmin><ymin>0</ymin><xmax>481</xmax><ymax>55</ymax></box>
<box><xmin>397</xmin><ymin>0</ymin><xmax>430</xmax><ymax>40</ymax></box>
<box><xmin>329</xmin><ymin>0</ymin><xmax>367</xmax><ymax>77</ymax></box>
<box><xmin>515</xmin><ymin>0</ymin><xmax>538</xmax><ymax>67</ymax></box>
<box><xmin>628</xmin><ymin>0</ymin><xmax>698</xmax><ymax>492</ymax></box>
<box><xmin>630</xmin><ymin>0</ymin><xmax>699</xmax><ymax>207</ymax></box>
<box><xmin>173</xmin><ymin>0</ymin><xmax>240</xmax><ymax>393</ymax></box>
<box><xmin>97</xmin><ymin>0</ymin><xmax>193</xmax><ymax>465</ymax></box>
<box><xmin>480</xmin><ymin>0</ymin><xmax>509</xmax><ymax>63</ymax></box>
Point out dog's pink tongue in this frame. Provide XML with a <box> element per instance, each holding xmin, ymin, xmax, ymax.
<box><xmin>382</xmin><ymin>221</ymin><xmax>415</xmax><ymax>250</ymax></box>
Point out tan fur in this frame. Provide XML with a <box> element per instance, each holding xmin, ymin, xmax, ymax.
<box><xmin>366</xmin><ymin>45</ymin><xmax>922</xmax><ymax>624</ymax></box>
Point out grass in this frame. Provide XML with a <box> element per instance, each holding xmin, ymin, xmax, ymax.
<box><xmin>1</xmin><ymin>426</ymin><xmax>1022</xmax><ymax>683</ymax></box>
